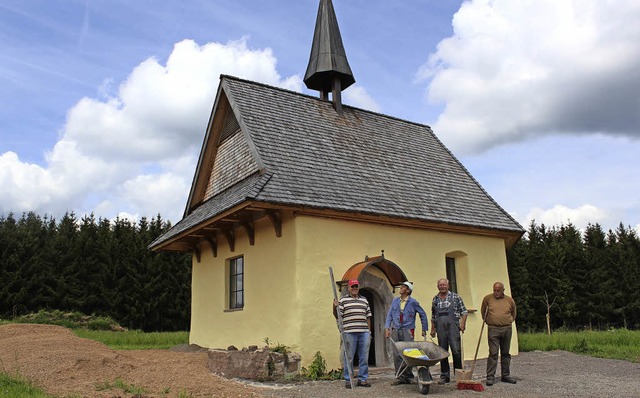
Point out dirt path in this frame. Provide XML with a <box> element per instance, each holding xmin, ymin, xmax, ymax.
<box><xmin>1</xmin><ymin>324</ymin><xmax>639</xmax><ymax>398</ymax></box>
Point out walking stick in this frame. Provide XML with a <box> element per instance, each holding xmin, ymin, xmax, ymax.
<box><xmin>329</xmin><ymin>266</ymin><xmax>356</xmax><ymax>389</ymax></box>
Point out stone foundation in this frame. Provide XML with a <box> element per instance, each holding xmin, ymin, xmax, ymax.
<box><xmin>207</xmin><ymin>345</ymin><xmax>301</xmax><ymax>380</ymax></box>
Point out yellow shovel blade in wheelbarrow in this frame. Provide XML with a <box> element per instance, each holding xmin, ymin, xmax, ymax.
<box><xmin>403</xmin><ymin>348</ymin><xmax>430</xmax><ymax>361</ymax></box>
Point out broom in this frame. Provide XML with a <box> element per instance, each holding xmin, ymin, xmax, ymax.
<box><xmin>457</xmin><ymin>308</ymin><xmax>488</xmax><ymax>392</ymax></box>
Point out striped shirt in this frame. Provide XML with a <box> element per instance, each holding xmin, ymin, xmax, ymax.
<box><xmin>338</xmin><ymin>295</ymin><xmax>372</xmax><ymax>333</ymax></box>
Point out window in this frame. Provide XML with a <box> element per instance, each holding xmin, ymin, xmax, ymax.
<box><xmin>446</xmin><ymin>256</ymin><xmax>458</xmax><ymax>293</ymax></box>
<box><xmin>229</xmin><ymin>256</ymin><xmax>244</xmax><ymax>309</ymax></box>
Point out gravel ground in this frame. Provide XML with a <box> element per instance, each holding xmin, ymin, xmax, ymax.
<box><xmin>2</xmin><ymin>324</ymin><xmax>638</xmax><ymax>398</ymax></box>
<box><xmin>255</xmin><ymin>350</ymin><xmax>640</xmax><ymax>398</ymax></box>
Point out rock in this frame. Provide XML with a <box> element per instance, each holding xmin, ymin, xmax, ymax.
<box><xmin>207</xmin><ymin>348</ymin><xmax>301</xmax><ymax>380</ymax></box>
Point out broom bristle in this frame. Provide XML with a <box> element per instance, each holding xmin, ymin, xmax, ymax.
<box><xmin>457</xmin><ymin>381</ymin><xmax>485</xmax><ymax>392</ymax></box>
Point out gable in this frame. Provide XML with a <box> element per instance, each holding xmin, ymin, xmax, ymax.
<box><xmin>185</xmin><ymin>86</ymin><xmax>263</xmax><ymax>214</ymax></box>
<box><xmin>204</xmin><ymin>126</ymin><xmax>259</xmax><ymax>200</ymax></box>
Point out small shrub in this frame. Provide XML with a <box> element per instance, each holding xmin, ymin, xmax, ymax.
<box><xmin>263</xmin><ymin>337</ymin><xmax>290</xmax><ymax>355</ymax></box>
<box><xmin>86</xmin><ymin>318</ymin><xmax>115</xmax><ymax>331</ymax></box>
<box><xmin>300</xmin><ymin>351</ymin><xmax>342</xmax><ymax>381</ymax></box>
<box><xmin>573</xmin><ymin>338</ymin><xmax>589</xmax><ymax>353</ymax></box>
<box><xmin>304</xmin><ymin>351</ymin><xmax>326</xmax><ymax>380</ymax></box>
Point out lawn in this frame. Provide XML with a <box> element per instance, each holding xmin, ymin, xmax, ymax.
<box><xmin>518</xmin><ymin>329</ymin><xmax>640</xmax><ymax>363</ymax></box>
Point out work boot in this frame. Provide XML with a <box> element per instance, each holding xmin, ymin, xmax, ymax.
<box><xmin>345</xmin><ymin>382</ymin><xmax>352</xmax><ymax>389</ymax></box>
<box><xmin>438</xmin><ymin>376</ymin><xmax>450</xmax><ymax>385</ymax></box>
<box><xmin>391</xmin><ymin>378</ymin><xmax>408</xmax><ymax>385</ymax></box>
<box><xmin>501</xmin><ymin>376</ymin><xmax>517</xmax><ymax>384</ymax></box>
<box><xmin>486</xmin><ymin>378</ymin><xmax>495</xmax><ymax>386</ymax></box>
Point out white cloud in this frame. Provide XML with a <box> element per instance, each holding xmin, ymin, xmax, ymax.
<box><xmin>1</xmin><ymin>38</ymin><xmax>301</xmax><ymax>222</ymax></box>
<box><xmin>418</xmin><ymin>0</ymin><xmax>640</xmax><ymax>154</ymax></box>
<box><xmin>525</xmin><ymin>204</ymin><xmax>608</xmax><ymax>231</ymax></box>
<box><xmin>344</xmin><ymin>85</ymin><xmax>381</xmax><ymax>112</ymax></box>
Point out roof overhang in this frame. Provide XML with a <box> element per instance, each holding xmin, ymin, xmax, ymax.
<box><xmin>152</xmin><ymin>200</ymin><xmax>523</xmax><ymax>253</ymax></box>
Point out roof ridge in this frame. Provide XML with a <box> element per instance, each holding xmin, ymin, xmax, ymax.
<box><xmin>219</xmin><ymin>74</ymin><xmax>433</xmax><ymax>130</ymax></box>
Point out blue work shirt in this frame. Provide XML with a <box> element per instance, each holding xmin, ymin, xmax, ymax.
<box><xmin>384</xmin><ymin>296</ymin><xmax>429</xmax><ymax>331</ymax></box>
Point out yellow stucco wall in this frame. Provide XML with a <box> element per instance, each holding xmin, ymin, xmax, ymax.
<box><xmin>189</xmin><ymin>212</ymin><xmax>303</xmax><ymax>351</ymax></box>
<box><xmin>189</xmin><ymin>211</ymin><xmax>518</xmax><ymax>369</ymax></box>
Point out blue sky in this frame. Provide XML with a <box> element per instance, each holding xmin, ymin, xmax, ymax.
<box><xmin>1</xmin><ymin>0</ymin><xmax>639</xmax><ymax>234</ymax></box>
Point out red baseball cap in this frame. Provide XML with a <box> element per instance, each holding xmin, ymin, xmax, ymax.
<box><xmin>348</xmin><ymin>279</ymin><xmax>360</xmax><ymax>287</ymax></box>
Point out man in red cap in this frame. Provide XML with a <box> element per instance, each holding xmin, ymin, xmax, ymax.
<box><xmin>333</xmin><ymin>279</ymin><xmax>372</xmax><ymax>388</ymax></box>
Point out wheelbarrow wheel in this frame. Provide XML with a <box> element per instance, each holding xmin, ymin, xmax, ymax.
<box><xmin>418</xmin><ymin>367</ymin><xmax>432</xmax><ymax>395</ymax></box>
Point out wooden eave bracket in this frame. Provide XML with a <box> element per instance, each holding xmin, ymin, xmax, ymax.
<box><xmin>192</xmin><ymin>246</ymin><xmax>201</xmax><ymax>263</ymax></box>
<box><xmin>266</xmin><ymin>210</ymin><xmax>282</xmax><ymax>237</ymax></box>
<box><xmin>223</xmin><ymin>229</ymin><xmax>235</xmax><ymax>252</ymax></box>
<box><xmin>205</xmin><ymin>237</ymin><xmax>217</xmax><ymax>258</ymax></box>
<box><xmin>240</xmin><ymin>221</ymin><xmax>255</xmax><ymax>246</ymax></box>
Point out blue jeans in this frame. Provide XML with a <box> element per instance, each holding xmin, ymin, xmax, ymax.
<box><xmin>343</xmin><ymin>331</ymin><xmax>371</xmax><ymax>382</ymax></box>
<box><xmin>391</xmin><ymin>328</ymin><xmax>415</xmax><ymax>380</ymax></box>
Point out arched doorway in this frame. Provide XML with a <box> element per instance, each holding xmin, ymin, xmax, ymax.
<box><xmin>338</xmin><ymin>254</ymin><xmax>409</xmax><ymax>367</ymax></box>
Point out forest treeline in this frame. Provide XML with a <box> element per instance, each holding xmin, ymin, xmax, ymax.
<box><xmin>0</xmin><ymin>212</ymin><xmax>191</xmax><ymax>331</ymax></box>
<box><xmin>1</xmin><ymin>212</ymin><xmax>639</xmax><ymax>332</ymax></box>
<box><xmin>508</xmin><ymin>221</ymin><xmax>640</xmax><ymax>331</ymax></box>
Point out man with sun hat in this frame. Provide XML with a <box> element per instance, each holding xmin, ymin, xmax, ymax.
<box><xmin>385</xmin><ymin>281</ymin><xmax>429</xmax><ymax>385</ymax></box>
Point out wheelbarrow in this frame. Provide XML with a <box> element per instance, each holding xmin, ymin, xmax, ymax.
<box><xmin>391</xmin><ymin>339</ymin><xmax>450</xmax><ymax>395</ymax></box>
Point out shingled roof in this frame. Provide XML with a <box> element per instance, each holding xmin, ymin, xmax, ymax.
<box><xmin>150</xmin><ymin>75</ymin><xmax>523</xmax><ymax>250</ymax></box>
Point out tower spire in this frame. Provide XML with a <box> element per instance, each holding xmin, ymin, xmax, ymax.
<box><xmin>304</xmin><ymin>0</ymin><xmax>355</xmax><ymax>115</ymax></box>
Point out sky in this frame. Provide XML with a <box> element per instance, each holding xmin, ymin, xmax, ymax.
<box><xmin>1</xmin><ymin>0</ymin><xmax>639</xmax><ymax>235</ymax></box>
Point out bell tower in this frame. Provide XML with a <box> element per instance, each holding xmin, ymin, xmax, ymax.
<box><xmin>304</xmin><ymin>0</ymin><xmax>355</xmax><ymax>115</ymax></box>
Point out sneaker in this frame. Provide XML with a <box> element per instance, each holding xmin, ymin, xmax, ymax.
<box><xmin>486</xmin><ymin>378</ymin><xmax>494</xmax><ymax>386</ymax></box>
<box><xmin>357</xmin><ymin>380</ymin><xmax>372</xmax><ymax>387</ymax></box>
<box><xmin>501</xmin><ymin>376</ymin><xmax>517</xmax><ymax>384</ymax></box>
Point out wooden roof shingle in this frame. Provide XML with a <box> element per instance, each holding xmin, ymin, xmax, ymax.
<box><xmin>150</xmin><ymin>76</ymin><xmax>523</xmax><ymax>250</ymax></box>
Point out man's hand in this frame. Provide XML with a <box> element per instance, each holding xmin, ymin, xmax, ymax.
<box><xmin>459</xmin><ymin>323</ymin><xmax>466</xmax><ymax>332</ymax></box>
<box><xmin>333</xmin><ymin>299</ymin><xmax>338</xmax><ymax>307</ymax></box>
<box><xmin>430</xmin><ymin>329</ymin><xmax>436</xmax><ymax>338</ymax></box>
<box><xmin>384</xmin><ymin>328</ymin><xmax>391</xmax><ymax>338</ymax></box>
<box><xmin>421</xmin><ymin>330</ymin><xmax>427</xmax><ymax>337</ymax></box>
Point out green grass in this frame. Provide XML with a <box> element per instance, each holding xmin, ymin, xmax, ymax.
<box><xmin>9</xmin><ymin>310</ymin><xmax>119</xmax><ymax>331</ymax></box>
<box><xmin>73</xmin><ymin>329</ymin><xmax>189</xmax><ymax>350</ymax></box>
<box><xmin>95</xmin><ymin>377</ymin><xmax>147</xmax><ymax>395</ymax></box>
<box><xmin>0</xmin><ymin>372</ymin><xmax>57</xmax><ymax>398</ymax></box>
<box><xmin>518</xmin><ymin>329</ymin><xmax>640</xmax><ymax>362</ymax></box>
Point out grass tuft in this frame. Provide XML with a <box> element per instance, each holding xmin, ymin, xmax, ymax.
<box><xmin>0</xmin><ymin>371</ymin><xmax>56</xmax><ymax>397</ymax></box>
<box><xmin>74</xmin><ymin>329</ymin><xmax>188</xmax><ymax>350</ymax></box>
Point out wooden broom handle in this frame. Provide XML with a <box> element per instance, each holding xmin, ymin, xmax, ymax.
<box><xmin>470</xmin><ymin>306</ymin><xmax>489</xmax><ymax>375</ymax></box>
